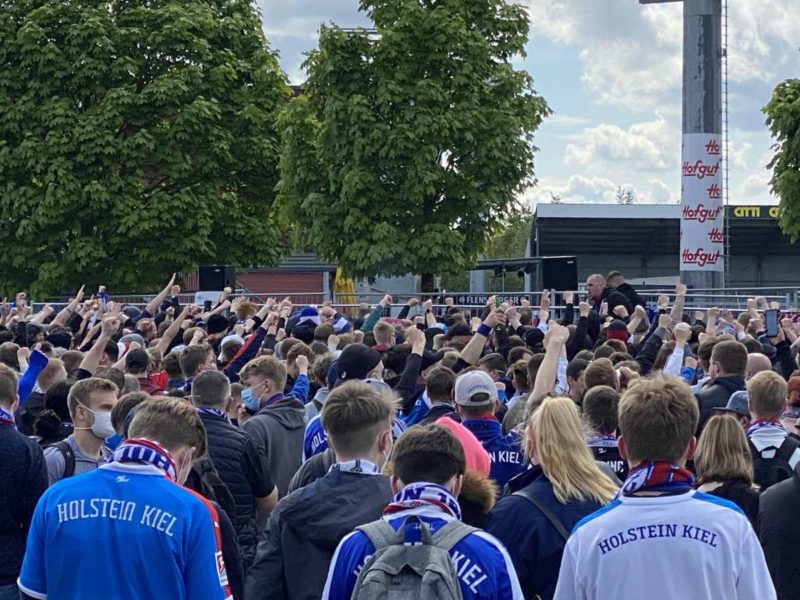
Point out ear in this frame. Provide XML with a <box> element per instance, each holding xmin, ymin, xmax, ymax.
<box><xmin>455</xmin><ymin>404</ymin><xmax>463</xmax><ymax>416</ymax></box>
<box><xmin>10</xmin><ymin>395</ymin><xmax>19</xmax><ymax>414</ymax></box>
<box><xmin>390</xmin><ymin>474</ymin><xmax>401</xmax><ymax>495</ymax></box>
<box><xmin>685</xmin><ymin>436</ymin><xmax>697</xmax><ymax>461</ymax></box>
<box><xmin>618</xmin><ymin>435</ymin><xmax>629</xmax><ymax>461</ymax></box>
<box><xmin>451</xmin><ymin>473</ymin><xmax>464</xmax><ymax>498</ymax></box>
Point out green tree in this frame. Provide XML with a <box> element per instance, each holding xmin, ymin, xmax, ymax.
<box><xmin>765</xmin><ymin>78</ymin><xmax>800</xmax><ymax>240</ymax></box>
<box><xmin>0</xmin><ymin>0</ymin><xmax>288</xmax><ymax>295</ymax></box>
<box><xmin>278</xmin><ymin>0</ymin><xmax>549</xmax><ymax>291</ymax></box>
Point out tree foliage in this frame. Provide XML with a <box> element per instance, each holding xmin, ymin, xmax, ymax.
<box><xmin>0</xmin><ymin>0</ymin><xmax>289</xmax><ymax>295</ymax></box>
<box><xmin>278</xmin><ymin>0</ymin><xmax>550</xmax><ymax>288</ymax></box>
<box><xmin>765</xmin><ymin>78</ymin><xmax>800</xmax><ymax>240</ymax></box>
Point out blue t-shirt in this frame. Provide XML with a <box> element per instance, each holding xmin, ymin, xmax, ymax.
<box><xmin>303</xmin><ymin>415</ymin><xmax>328</xmax><ymax>462</ymax></box>
<box><xmin>19</xmin><ymin>462</ymin><xmax>230</xmax><ymax>600</ymax></box>
<box><xmin>461</xmin><ymin>418</ymin><xmax>527</xmax><ymax>488</ymax></box>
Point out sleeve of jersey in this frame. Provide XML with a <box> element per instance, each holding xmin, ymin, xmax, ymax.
<box><xmin>471</xmin><ymin>531</ymin><xmax>525</xmax><ymax>600</ymax></box>
<box><xmin>736</xmin><ymin>521</ymin><xmax>777</xmax><ymax>600</ymax></box>
<box><xmin>553</xmin><ymin>539</ymin><xmax>581</xmax><ymax>600</ymax></box>
<box><xmin>185</xmin><ymin>497</ymin><xmax>232</xmax><ymax>600</ymax></box>
<box><xmin>18</xmin><ymin>492</ymin><xmax>49</xmax><ymax>599</ymax></box>
<box><xmin>288</xmin><ymin>374</ymin><xmax>309</xmax><ymax>403</ymax></box>
<box><xmin>321</xmin><ymin>531</ymin><xmax>372</xmax><ymax>600</ymax></box>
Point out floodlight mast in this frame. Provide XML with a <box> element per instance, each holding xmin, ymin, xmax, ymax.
<box><xmin>640</xmin><ymin>0</ymin><xmax>724</xmax><ymax>289</ymax></box>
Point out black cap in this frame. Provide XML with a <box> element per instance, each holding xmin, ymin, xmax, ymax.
<box><xmin>446</xmin><ymin>323</ymin><xmax>472</xmax><ymax>340</ymax></box>
<box><xmin>125</xmin><ymin>348</ymin><xmax>150</xmax><ymax>371</ymax></box>
<box><xmin>207</xmin><ymin>314</ymin><xmax>229</xmax><ymax>335</ymax></box>
<box><xmin>47</xmin><ymin>329</ymin><xmax>72</xmax><ymax>349</ymax></box>
<box><xmin>336</xmin><ymin>344</ymin><xmax>382</xmax><ymax>383</ymax></box>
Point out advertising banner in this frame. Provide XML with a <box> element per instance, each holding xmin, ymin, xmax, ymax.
<box><xmin>680</xmin><ymin>133</ymin><xmax>724</xmax><ymax>272</ymax></box>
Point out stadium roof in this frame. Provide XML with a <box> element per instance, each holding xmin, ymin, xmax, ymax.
<box><xmin>532</xmin><ymin>203</ymin><xmax>799</xmax><ymax>257</ymax></box>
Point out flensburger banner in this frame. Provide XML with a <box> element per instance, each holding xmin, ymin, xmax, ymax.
<box><xmin>680</xmin><ymin>133</ymin><xmax>724</xmax><ymax>272</ymax></box>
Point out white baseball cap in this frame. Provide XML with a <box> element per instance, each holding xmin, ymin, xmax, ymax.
<box><xmin>454</xmin><ymin>370</ymin><xmax>498</xmax><ymax>406</ymax></box>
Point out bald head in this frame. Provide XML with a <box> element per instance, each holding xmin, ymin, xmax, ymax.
<box><xmin>745</xmin><ymin>353</ymin><xmax>772</xmax><ymax>381</ymax></box>
<box><xmin>586</xmin><ymin>274</ymin><xmax>606</xmax><ymax>302</ymax></box>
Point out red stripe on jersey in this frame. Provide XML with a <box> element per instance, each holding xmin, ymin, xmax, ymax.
<box><xmin>167</xmin><ymin>479</ymin><xmax>233</xmax><ymax>600</ymax></box>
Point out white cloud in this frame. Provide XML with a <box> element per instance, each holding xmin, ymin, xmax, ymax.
<box><xmin>564</xmin><ymin>113</ymin><xmax>677</xmax><ymax>172</ymax></box>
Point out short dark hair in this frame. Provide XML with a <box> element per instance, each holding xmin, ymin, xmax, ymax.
<box><xmin>391</xmin><ymin>425</ymin><xmax>465</xmax><ymax>486</ymax></box>
<box><xmin>164</xmin><ymin>352</ymin><xmax>183</xmax><ymax>379</ymax></box>
<box><xmin>583</xmin><ymin>385</ymin><xmax>620</xmax><ymax>435</ymax></box>
<box><xmin>712</xmin><ymin>341</ymin><xmax>747</xmax><ymax>376</ymax></box>
<box><xmin>94</xmin><ymin>367</ymin><xmax>125</xmax><ymax>393</ymax></box>
<box><xmin>526</xmin><ymin>354</ymin><xmax>545</xmax><ymax>390</ymax></box>
<box><xmin>180</xmin><ymin>344</ymin><xmax>212</xmax><ymax>378</ymax></box>
<box><xmin>111</xmin><ymin>392</ymin><xmax>151</xmax><ymax>434</ymax></box>
<box><xmin>321</xmin><ymin>381</ymin><xmax>397</xmax><ymax>456</ymax></box>
<box><xmin>584</xmin><ymin>358</ymin><xmax>616</xmax><ymax>391</ymax></box>
<box><xmin>507</xmin><ymin>346</ymin><xmax>533</xmax><ymax>366</ymax></box>
<box><xmin>593</xmin><ymin>345</ymin><xmax>615</xmax><ymax>360</ymax></box>
<box><xmin>566</xmin><ymin>358</ymin><xmax>589</xmax><ymax>381</ymax></box>
<box><xmin>477</xmin><ymin>353</ymin><xmax>506</xmax><ymax>374</ymax></box>
<box><xmin>192</xmin><ymin>370</ymin><xmax>231</xmax><ymax>408</ymax></box>
<box><xmin>425</xmin><ymin>366</ymin><xmax>456</xmax><ymax>403</ymax></box>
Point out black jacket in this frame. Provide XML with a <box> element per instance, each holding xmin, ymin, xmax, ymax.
<box><xmin>0</xmin><ymin>425</ymin><xmax>48</xmax><ymax>585</ymax></box>
<box><xmin>704</xmin><ymin>479</ymin><xmax>760</xmax><ymax>531</ymax></box>
<box><xmin>486</xmin><ymin>467</ymin><xmax>606</xmax><ymax>600</ymax></box>
<box><xmin>200</xmin><ymin>411</ymin><xmax>274</xmax><ymax>567</ymax></box>
<box><xmin>695</xmin><ymin>374</ymin><xmax>746</xmax><ymax>432</ymax></box>
<box><xmin>16</xmin><ymin>391</ymin><xmax>45</xmax><ymax>436</ymax></box>
<box><xmin>287</xmin><ymin>449</ymin><xmax>335</xmax><ymax>495</ymax></box>
<box><xmin>245</xmin><ymin>469</ymin><xmax>393</xmax><ymax>600</ymax></box>
<box><xmin>759</xmin><ymin>463</ymin><xmax>800</xmax><ymax>600</ymax></box>
<box><xmin>242</xmin><ymin>397</ymin><xmax>306</xmax><ymax>499</ymax></box>
<box><xmin>613</xmin><ymin>282</ymin><xmax>645</xmax><ymax>309</ymax></box>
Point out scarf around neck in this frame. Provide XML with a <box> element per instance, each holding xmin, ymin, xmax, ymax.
<box><xmin>0</xmin><ymin>406</ymin><xmax>15</xmax><ymax>428</ymax></box>
<box><xmin>110</xmin><ymin>438</ymin><xmax>177</xmax><ymax>481</ymax></box>
<box><xmin>383</xmin><ymin>481</ymin><xmax>461</xmax><ymax>521</ymax></box>
<box><xmin>747</xmin><ymin>419</ymin><xmax>785</xmax><ymax>437</ymax></box>
<box><xmin>620</xmin><ymin>461</ymin><xmax>694</xmax><ymax>497</ymax></box>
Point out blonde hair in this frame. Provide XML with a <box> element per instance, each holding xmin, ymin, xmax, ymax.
<box><xmin>694</xmin><ymin>414</ymin><xmax>755</xmax><ymax>487</ymax></box>
<box><xmin>239</xmin><ymin>356</ymin><xmax>287</xmax><ymax>391</ymax></box>
<box><xmin>322</xmin><ymin>381</ymin><xmax>398</xmax><ymax>456</ymax></box>
<box><xmin>528</xmin><ymin>396</ymin><xmax>618</xmax><ymax>505</ymax></box>
<box><xmin>747</xmin><ymin>370</ymin><xmax>787</xmax><ymax>420</ymax></box>
<box><xmin>373</xmin><ymin>321</ymin><xmax>395</xmax><ymax>346</ymax></box>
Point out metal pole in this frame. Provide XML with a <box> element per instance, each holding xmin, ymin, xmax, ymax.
<box><xmin>681</xmin><ymin>0</ymin><xmax>723</xmax><ymax>291</ymax></box>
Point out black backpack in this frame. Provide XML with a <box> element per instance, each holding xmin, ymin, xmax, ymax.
<box><xmin>46</xmin><ymin>440</ymin><xmax>76</xmax><ymax>479</ymax></box>
<box><xmin>748</xmin><ymin>436</ymin><xmax>800</xmax><ymax>491</ymax></box>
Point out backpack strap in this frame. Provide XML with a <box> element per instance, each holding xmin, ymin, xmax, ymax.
<box><xmin>357</xmin><ymin>519</ymin><xmax>401</xmax><ymax>552</ymax></box>
<box><xmin>775</xmin><ymin>436</ymin><xmax>800</xmax><ymax>462</ymax></box>
<box><xmin>50</xmin><ymin>440</ymin><xmax>75</xmax><ymax>479</ymax></box>
<box><xmin>431</xmin><ymin>520</ymin><xmax>477</xmax><ymax>552</ymax></box>
<box><xmin>513</xmin><ymin>488</ymin><xmax>570</xmax><ymax>541</ymax></box>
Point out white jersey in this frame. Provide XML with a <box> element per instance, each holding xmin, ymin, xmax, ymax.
<box><xmin>554</xmin><ymin>489</ymin><xmax>775</xmax><ymax>600</ymax></box>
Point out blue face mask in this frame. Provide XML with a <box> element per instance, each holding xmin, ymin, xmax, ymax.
<box><xmin>241</xmin><ymin>388</ymin><xmax>260</xmax><ymax>412</ymax></box>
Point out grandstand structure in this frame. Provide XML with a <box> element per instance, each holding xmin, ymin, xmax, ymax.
<box><xmin>531</xmin><ymin>204</ymin><xmax>799</xmax><ymax>288</ymax></box>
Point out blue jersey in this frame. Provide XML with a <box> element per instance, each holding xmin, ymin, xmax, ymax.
<box><xmin>321</xmin><ymin>508</ymin><xmax>523</xmax><ymax>600</ymax></box>
<box><xmin>303</xmin><ymin>415</ymin><xmax>328</xmax><ymax>462</ymax></box>
<box><xmin>19</xmin><ymin>462</ymin><xmax>230</xmax><ymax>600</ymax></box>
<box><xmin>304</xmin><ymin>414</ymin><xmax>407</xmax><ymax>462</ymax></box>
<box><xmin>461</xmin><ymin>418</ymin><xmax>527</xmax><ymax>488</ymax></box>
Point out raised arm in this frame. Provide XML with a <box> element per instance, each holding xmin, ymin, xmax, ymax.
<box><xmin>51</xmin><ymin>286</ymin><xmax>85</xmax><ymax>328</ymax></box>
<box><xmin>143</xmin><ymin>273</ymin><xmax>177</xmax><ymax>318</ymax></box>
<box><xmin>531</xmin><ymin>323</ymin><xmax>569</xmax><ymax>403</ymax></box>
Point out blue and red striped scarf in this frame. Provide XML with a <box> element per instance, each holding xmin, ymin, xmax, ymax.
<box><xmin>0</xmin><ymin>406</ymin><xmax>15</xmax><ymax>429</ymax></box>
<box><xmin>620</xmin><ymin>461</ymin><xmax>694</xmax><ymax>497</ymax></box>
<box><xmin>109</xmin><ymin>438</ymin><xmax>177</xmax><ymax>481</ymax></box>
<box><xmin>383</xmin><ymin>482</ymin><xmax>461</xmax><ymax>521</ymax></box>
<box><xmin>747</xmin><ymin>419</ymin><xmax>785</xmax><ymax>437</ymax></box>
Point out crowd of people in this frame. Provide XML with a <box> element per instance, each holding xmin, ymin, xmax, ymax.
<box><xmin>2</xmin><ymin>270</ymin><xmax>800</xmax><ymax>599</ymax></box>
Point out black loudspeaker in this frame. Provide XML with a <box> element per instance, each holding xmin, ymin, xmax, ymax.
<box><xmin>541</xmin><ymin>257</ymin><xmax>578</xmax><ymax>291</ymax></box>
<box><xmin>198</xmin><ymin>265</ymin><xmax>235</xmax><ymax>291</ymax></box>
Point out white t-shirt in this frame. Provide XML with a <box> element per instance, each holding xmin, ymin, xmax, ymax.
<box><xmin>554</xmin><ymin>489</ymin><xmax>775</xmax><ymax>600</ymax></box>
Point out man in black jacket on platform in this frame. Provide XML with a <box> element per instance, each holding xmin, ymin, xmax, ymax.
<box><xmin>245</xmin><ymin>380</ymin><xmax>395</xmax><ymax>600</ymax></box>
<box><xmin>0</xmin><ymin>364</ymin><xmax>47</xmax><ymax>600</ymax></box>
<box><xmin>192</xmin><ymin>370</ymin><xmax>277</xmax><ymax>571</ymax></box>
<box><xmin>695</xmin><ymin>340</ymin><xmax>747</xmax><ymax>433</ymax></box>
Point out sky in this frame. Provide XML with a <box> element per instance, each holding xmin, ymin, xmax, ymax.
<box><xmin>258</xmin><ymin>0</ymin><xmax>799</xmax><ymax>207</ymax></box>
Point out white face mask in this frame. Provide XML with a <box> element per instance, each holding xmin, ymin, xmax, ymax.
<box><xmin>75</xmin><ymin>402</ymin><xmax>116</xmax><ymax>440</ymax></box>
<box><xmin>177</xmin><ymin>449</ymin><xmax>195</xmax><ymax>485</ymax></box>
